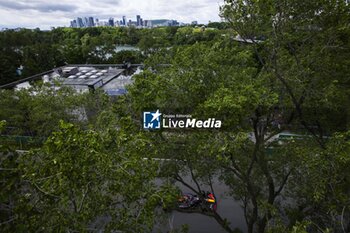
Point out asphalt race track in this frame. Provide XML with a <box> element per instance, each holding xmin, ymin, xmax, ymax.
<box><xmin>153</xmin><ymin>176</ymin><xmax>247</xmax><ymax>233</ymax></box>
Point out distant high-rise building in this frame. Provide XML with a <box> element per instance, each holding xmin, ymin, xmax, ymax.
<box><xmin>70</xmin><ymin>20</ymin><xmax>77</xmax><ymax>28</ymax></box>
<box><xmin>88</xmin><ymin>17</ymin><xmax>95</xmax><ymax>27</ymax></box>
<box><xmin>136</xmin><ymin>15</ymin><xmax>141</xmax><ymax>26</ymax></box>
<box><xmin>140</xmin><ymin>18</ymin><xmax>143</xmax><ymax>27</ymax></box>
<box><xmin>191</xmin><ymin>21</ymin><xmax>198</xmax><ymax>25</ymax></box>
<box><xmin>122</xmin><ymin>16</ymin><xmax>126</xmax><ymax>26</ymax></box>
<box><xmin>108</xmin><ymin>18</ymin><xmax>114</xmax><ymax>27</ymax></box>
<box><xmin>77</xmin><ymin>17</ymin><xmax>84</xmax><ymax>28</ymax></box>
<box><xmin>84</xmin><ymin>17</ymin><xmax>89</xmax><ymax>27</ymax></box>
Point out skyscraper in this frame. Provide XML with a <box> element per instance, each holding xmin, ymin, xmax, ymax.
<box><xmin>88</xmin><ymin>17</ymin><xmax>95</xmax><ymax>27</ymax></box>
<box><xmin>77</xmin><ymin>17</ymin><xmax>84</xmax><ymax>28</ymax></box>
<box><xmin>70</xmin><ymin>20</ymin><xmax>77</xmax><ymax>28</ymax></box>
<box><xmin>108</xmin><ymin>18</ymin><xmax>114</xmax><ymax>27</ymax></box>
<box><xmin>122</xmin><ymin>16</ymin><xmax>126</xmax><ymax>26</ymax></box>
<box><xmin>140</xmin><ymin>18</ymin><xmax>143</xmax><ymax>27</ymax></box>
<box><xmin>136</xmin><ymin>15</ymin><xmax>141</xmax><ymax>26</ymax></box>
<box><xmin>84</xmin><ymin>17</ymin><xmax>89</xmax><ymax>27</ymax></box>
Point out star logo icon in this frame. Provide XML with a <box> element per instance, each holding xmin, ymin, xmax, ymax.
<box><xmin>150</xmin><ymin>110</ymin><xmax>162</xmax><ymax>122</ymax></box>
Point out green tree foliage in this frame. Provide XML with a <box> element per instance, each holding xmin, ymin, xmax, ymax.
<box><xmin>0</xmin><ymin>26</ymin><xmax>223</xmax><ymax>86</ymax></box>
<box><xmin>116</xmin><ymin>2</ymin><xmax>350</xmax><ymax>231</ymax></box>
<box><xmin>207</xmin><ymin>22</ymin><xmax>229</xmax><ymax>30</ymax></box>
<box><xmin>0</xmin><ymin>3</ymin><xmax>349</xmax><ymax>232</ymax></box>
<box><xmin>0</xmin><ymin>86</ymin><xmax>85</xmax><ymax>137</ymax></box>
<box><xmin>218</xmin><ymin>0</ymin><xmax>350</xmax><ymax>232</ymax></box>
<box><xmin>221</xmin><ymin>0</ymin><xmax>350</xmax><ymax>138</ymax></box>
<box><xmin>0</xmin><ymin>120</ymin><xmax>175</xmax><ymax>232</ymax></box>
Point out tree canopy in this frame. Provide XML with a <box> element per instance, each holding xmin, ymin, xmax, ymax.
<box><xmin>1</xmin><ymin>2</ymin><xmax>350</xmax><ymax>232</ymax></box>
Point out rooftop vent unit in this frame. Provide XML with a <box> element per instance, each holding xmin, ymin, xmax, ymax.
<box><xmin>62</xmin><ymin>67</ymin><xmax>79</xmax><ymax>77</ymax></box>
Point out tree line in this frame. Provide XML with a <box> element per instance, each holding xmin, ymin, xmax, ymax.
<box><xmin>0</xmin><ymin>25</ymin><xmax>226</xmax><ymax>86</ymax></box>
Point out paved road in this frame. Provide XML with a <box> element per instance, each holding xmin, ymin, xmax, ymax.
<box><xmin>154</xmin><ymin>176</ymin><xmax>247</xmax><ymax>233</ymax></box>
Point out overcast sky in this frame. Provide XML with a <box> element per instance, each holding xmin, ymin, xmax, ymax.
<box><xmin>0</xmin><ymin>0</ymin><xmax>224</xmax><ymax>30</ymax></box>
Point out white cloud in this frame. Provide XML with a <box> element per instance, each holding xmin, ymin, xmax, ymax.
<box><xmin>0</xmin><ymin>0</ymin><xmax>224</xmax><ymax>29</ymax></box>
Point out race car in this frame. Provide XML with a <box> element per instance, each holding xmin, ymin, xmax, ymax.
<box><xmin>177</xmin><ymin>191</ymin><xmax>217</xmax><ymax>211</ymax></box>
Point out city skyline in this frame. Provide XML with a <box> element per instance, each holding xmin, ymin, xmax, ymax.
<box><xmin>70</xmin><ymin>15</ymin><xmax>185</xmax><ymax>29</ymax></box>
<box><xmin>0</xmin><ymin>0</ymin><xmax>223</xmax><ymax>30</ymax></box>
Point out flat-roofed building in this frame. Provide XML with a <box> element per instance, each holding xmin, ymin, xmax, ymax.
<box><xmin>0</xmin><ymin>64</ymin><xmax>143</xmax><ymax>96</ymax></box>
